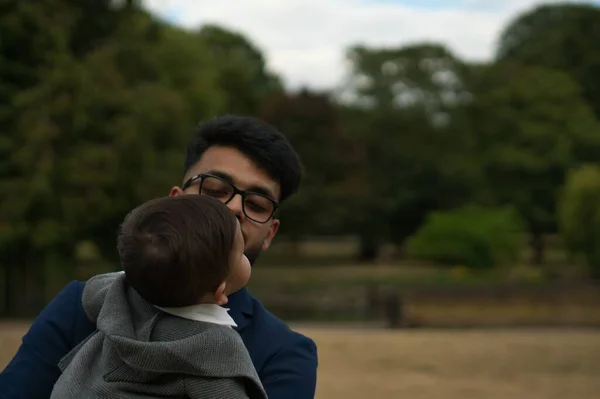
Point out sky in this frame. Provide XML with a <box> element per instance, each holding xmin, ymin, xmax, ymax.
<box><xmin>143</xmin><ymin>0</ymin><xmax>599</xmax><ymax>91</ymax></box>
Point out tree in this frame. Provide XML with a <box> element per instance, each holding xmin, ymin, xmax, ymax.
<box><xmin>0</xmin><ymin>6</ymin><xmax>225</xmax><ymax>316</ymax></box>
<box><xmin>469</xmin><ymin>62</ymin><xmax>600</xmax><ymax>265</ymax></box>
<box><xmin>496</xmin><ymin>2</ymin><xmax>600</xmax><ymax>119</ymax></box>
<box><xmin>195</xmin><ymin>25</ymin><xmax>283</xmax><ymax>115</ymax></box>
<box><xmin>558</xmin><ymin>164</ymin><xmax>600</xmax><ymax>279</ymax></box>
<box><xmin>259</xmin><ymin>89</ymin><xmax>352</xmax><ymax>247</ymax></box>
<box><xmin>0</xmin><ymin>0</ymin><xmax>117</xmax><ymax>315</ymax></box>
<box><xmin>342</xmin><ymin>43</ymin><xmax>473</xmax><ymax>116</ymax></box>
<box><xmin>338</xmin><ymin>43</ymin><xmax>481</xmax><ymax>260</ymax></box>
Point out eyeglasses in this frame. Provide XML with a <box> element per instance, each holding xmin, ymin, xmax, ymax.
<box><xmin>182</xmin><ymin>174</ymin><xmax>279</xmax><ymax>224</ymax></box>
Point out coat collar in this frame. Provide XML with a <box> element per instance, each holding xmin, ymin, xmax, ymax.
<box><xmin>155</xmin><ymin>303</ymin><xmax>237</xmax><ymax>327</ymax></box>
<box><xmin>224</xmin><ymin>287</ymin><xmax>253</xmax><ymax>332</ymax></box>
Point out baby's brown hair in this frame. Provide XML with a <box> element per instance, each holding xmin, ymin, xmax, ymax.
<box><xmin>117</xmin><ymin>195</ymin><xmax>238</xmax><ymax>307</ymax></box>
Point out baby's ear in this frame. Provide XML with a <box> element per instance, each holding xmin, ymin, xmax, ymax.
<box><xmin>214</xmin><ymin>281</ymin><xmax>228</xmax><ymax>305</ymax></box>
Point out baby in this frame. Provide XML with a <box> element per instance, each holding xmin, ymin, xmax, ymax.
<box><xmin>50</xmin><ymin>194</ymin><xmax>267</xmax><ymax>399</ymax></box>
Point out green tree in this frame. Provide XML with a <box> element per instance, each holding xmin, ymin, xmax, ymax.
<box><xmin>0</xmin><ymin>6</ymin><xmax>225</xmax><ymax>316</ymax></box>
<box><xmin>196</xmin><ymin>25</ymin><xmax>283</xmax><ymax>115</ymax></box>
<box><xmin>339</xmin><ymin>43</ymin><xmax>481</xmax><ymax>260</ymax></box>
<box><xmin>259</xmin><ymin>89</ymin><xmax>352</xmax><ymax>245</ymax></box>
<box><xmin>558</xmin><ymin>164</ymin><xmax>600</xmax><ymax>279</ymax></box>
<box><xmin>0</xmin><ymin>0</ymin><xmax>125</xmax><ymax>315</ymax></box>
<box><xmin>496</xmin><ymin>2</ymin><xmax>600</xmax><ymax>119</ymax></box>
<box><xmin>469</xmin><ymin>62</ymin><xmax>600</xmax><ymax>265</ymax></box>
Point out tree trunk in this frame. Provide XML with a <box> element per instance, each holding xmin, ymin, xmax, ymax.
<box><xmin>287</xmin><ymin>234</ymin><xmax>303</xmax><ymax>258</ymax></box>
<box><xmin>358</xmin><ymin>235</ymin><xmax>379</xmax><ymax>262</ymax></box>
<box><xmin>391</xmin><ymin>239</ymin><xmax>407</xmax><ymax>261</ymax></box>
<box><xmin>530</xmin><ymin>231</ymin><xmax>545</xmax><ymax>266</ymax></box>
<box><xmin>11</xmin><ymin>253</ymin><xmax>45</xmax><ymax>318</ymax></box>
<box><xmin>1</xmin><ymin>263</ymin><xmax>17</xmax><ymax>317</ymax></box>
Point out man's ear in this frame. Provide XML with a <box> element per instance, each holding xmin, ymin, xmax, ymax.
<box><xmin>214</xmin><ymin>281</ymin><xmax>228</xmax><ymax>305</ymax></box>
<box><xmin>170</xmin><ymin>186</ymin><xmax>184</xmax><ymax>197</ymax></box>
<box><xmin>262</xmin><ymin>219</ymin><xmax>280</xmax><ymax>251</ymax></box>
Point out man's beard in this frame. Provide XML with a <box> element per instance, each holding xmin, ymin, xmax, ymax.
<box><xmin>244</xmin><ymin>243</ymin><xmax>263</xmax><ymax>266</ymax></box>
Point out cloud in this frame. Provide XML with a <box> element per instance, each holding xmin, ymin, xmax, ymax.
<box><xmin>143</xmin><ymin>0</ymin><xmax>598</xmax><ymax>90</ymax></box>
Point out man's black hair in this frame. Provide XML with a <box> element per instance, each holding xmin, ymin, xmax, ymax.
<box><xmin>184</xmin><ymin>115</ymin><xmax>303</xmax><ymax>202</ymax></box>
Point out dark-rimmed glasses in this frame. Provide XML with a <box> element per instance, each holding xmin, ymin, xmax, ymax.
<box><xmin>182</xmin><ymin>173</ymin><xmax>279</xmax><ymax>223</ymax></box>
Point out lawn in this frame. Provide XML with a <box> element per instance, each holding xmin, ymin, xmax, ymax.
<box><xmin>2</xmin><ymin>322</ymin><xmax>599</xmax><ymax>399</ymax></box>
<box><xmin>301</xmin><ymin>325</ymin><xmax>600</xmax><ymax>399</ymax></box>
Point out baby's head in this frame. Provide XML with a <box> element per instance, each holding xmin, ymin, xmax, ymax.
<box><xmin>117</xmin><ymin>194</ymin><xmax>250</xmax><ymax>307</ymax></box>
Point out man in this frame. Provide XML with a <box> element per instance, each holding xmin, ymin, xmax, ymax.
<box><xmin>0</xmin><ymin>115</ymin><xmax>318</xmax><ymax>399</ymax></box>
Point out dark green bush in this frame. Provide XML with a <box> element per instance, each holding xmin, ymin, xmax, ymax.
<box><xmin>558</xmin><ymin>164</ymin><xmax>600</xmax><ymax>279</ymax></box>
<box><xmin>406</xmin><ymin>204</ymin><xmax>525</xmax><ymax>269</ymax></box>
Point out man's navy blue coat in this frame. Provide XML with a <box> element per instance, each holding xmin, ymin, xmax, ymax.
<box><xmin>0</xmin><ymin>281</ymin><xmax>318</xmax><ymax>399</ymax></box>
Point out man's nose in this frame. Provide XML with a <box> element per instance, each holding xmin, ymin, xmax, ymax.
<box><xmin>226</xmin><ymin>194</ymin><xmax>245</xmax><ymax>221</ymax></box>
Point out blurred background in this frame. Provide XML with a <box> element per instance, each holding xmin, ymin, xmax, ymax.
<box><xmin>2</xmin><ymin>1</ymin><xmax>600</xmax><ymax>398</ymax></box>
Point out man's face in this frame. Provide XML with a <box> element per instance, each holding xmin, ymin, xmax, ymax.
<box><xmin>170</xmin><ymin>145</ymin><xmax>281</xmax><ymax>265</ymax></box>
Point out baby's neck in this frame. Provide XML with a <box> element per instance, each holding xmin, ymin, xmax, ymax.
<box><xmin>197</xmin><ymin>294</ymin><xmax>220</xmax><ymax>306</ymax></box>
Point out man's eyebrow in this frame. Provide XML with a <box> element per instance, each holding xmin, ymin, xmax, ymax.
<box><xmin>207</xmin><ymin>170</ymin><xmax>234</xmax><ymax>182</ymax></box>
<box><xmin>206</xmin><ymin>170</ymin><xmax>277</xmax><ymax>200</ymax></box>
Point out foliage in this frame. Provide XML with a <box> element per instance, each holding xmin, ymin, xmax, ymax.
<box><xmin>467</xmin><ymin>61</ymin><xmax>600</xmax><ymax>263</ymax></box>
<box><xmin>558</xmin><ymin>164</ymin><xmax>600</xmax><ymax>279</ymax></box>
<box><xmin>0</xmin><ymin>4</ymin><xmax>244</xmax><ymax>315</ymax></box>
<box><xmin>407</xmin><ymin>205</ymin><xmax>525</xmax><ymax>269</ymax></box>
<box><xmin>496</xmin><ymin>2</ymin><xmax>600</xmax><ymax>119</ymax></box>
<box><xmin>340</xmin><ymin>43</ymin><xmax>483</xmax><ymax>258</ymax></box>
<box><xmin>259</xmin><ymin>89</ymin><xmax>352</xmax><ymax>236</ymax></box>
<box><xmin>195</xmin><ymin>24</ymin><xmax>283</xmax><ymax>115</ymax></box>
<box><xmin>2</xmin><ymin>1</ymin><xmax>600</xmax><ymax>316</ymax></box>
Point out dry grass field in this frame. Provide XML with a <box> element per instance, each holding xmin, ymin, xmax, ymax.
<box><xmin>2</xmin><ymin>322</ymin><xmax>600</xmax><ymax>399</ymax></box>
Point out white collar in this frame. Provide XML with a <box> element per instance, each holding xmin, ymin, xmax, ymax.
<box><xmin>154</xmin><ymin>303</ymin><xmax>237</xmax><ymax>327</ymax></box>
<box><xmin>114</xmin><ymin>271</ymin><xmax>237</xmax><ymax>327</ymax></box>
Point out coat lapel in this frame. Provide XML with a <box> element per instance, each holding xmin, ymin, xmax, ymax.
<box><xmin>224</xmin><ymin>288</ymin><xmax>253</xmax><ymax>332</ymax></box>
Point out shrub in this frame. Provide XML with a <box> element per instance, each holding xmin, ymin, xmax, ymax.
<box><xmin>406</xmin><ymin>204</ymin><xmax>525</xmax><ymax>269</ymax></box>
<box><xmin>558</xmin><ymin>164</ymin><xmax>600</xmax><ymax>279</ymax></box>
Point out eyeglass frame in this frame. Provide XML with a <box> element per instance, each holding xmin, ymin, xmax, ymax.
<box><xmin>181</xmin><ymin>173</ymin><xmax>280</xmax><ymax>224</ymax></box>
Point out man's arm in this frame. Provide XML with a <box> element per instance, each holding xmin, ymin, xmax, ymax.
<box><xmin>0</xmin><ymin>281</ymin><xmax>95</xmax><ymax>399</ymax></box>
<box><xmin>260</xmin><ymin>333</ymin><xmax>318</xmax><ymax>399</ymax></box>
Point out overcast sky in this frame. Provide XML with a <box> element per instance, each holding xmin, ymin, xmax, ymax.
<box><xmin>143</xmin><ymin>0</ymin><xmax>599</xmax><ymax>90</ymax></box>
